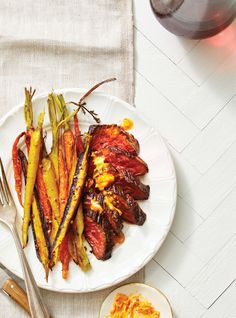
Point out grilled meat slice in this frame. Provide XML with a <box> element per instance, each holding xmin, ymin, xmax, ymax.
<box><xmin>89</xmin><ymin>125</ymin><xmax>139</xmax><ymax>155</ymax></box>
<box><xmin>90</xmin><ymin>154</ymin><xmax>150</xmax><ymax>199</ymax></box>
<box><xmin>84</xmin><ymin>191</ymin><xmax>123</xmax><ymax>234</ymax></box>
<box><xmin>90</xmin><ymin>147</ymin><xmax>148</xmax><ymax>176</ymax></box>
<box><xmin>84</xmin><ymin>215</ymin><xmax>114</xmax><ymax>260</ymax></box>
<box><xmin>105</xmin><ymin>185</ymin><xmax>146</xmax><ymax>225</ymax></box>
<box><xmin>114</xmin><ymin>169</ymin><xmax>150</xmax><ymax>200</ymax></box>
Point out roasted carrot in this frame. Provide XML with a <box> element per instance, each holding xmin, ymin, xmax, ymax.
<box><xmin>24</xmin><ymin>87</ymin><xmax>35</xmax><ymax>150</ymax></box>
<box><xmin>41</xmin><ymin>157</ymin><xmax>60</xmax><ymax>225</ymax></box>
<box><xmin>73</xmin><ymin>204</ymin><xmax>91</xmax><ymax>272</ymax></box>
<box><xmin>41</xmin><ymin>156</ymin><xmax>60</xmax><ymax>268</ymax></box>
<box><xmin>55</xmin><ymin>96</ymin><xmax>75</xmax><ymax>279</ymax></box>
<box><xmin>12</xmin><ymin>132</ymin><xmax>25</xmax><ymax>206</ymax></box>
<box><xmin>56</xmin><ymin>94</ymin><xmax>77</xmax><ymax>179</ymax></box>
<box><xmin>53</xmin><ymin>135</ymin><xmax>91</xmax><ymax>251</ymax></box>
<box><xmin>72</xmin><ymin>117</ymin><xmax>90</xmax><ymax>271</ymax></box>
<box><xmin>22</xmin><ymin>112</ymin><xmax>44</xmax><ymax>248</ymax></box>
<box><xmin>19</xmin><ymin>149</ymin><xmax>50</xmax><ymax>281</ymax></box>
<box><xmin>36</xmin><ymin>166</ymin><xmax>52</xmax><ymax>235</ymax></box>
<box><xmin>48</xmin><ymin>93</ymin><xmax>59</xmax><ymax>180</ymax></box>
<box><xmin>63</xmin><ymin>129</ymin><xmax>76</xmax><ymax>176</ymax></box>
<box><xmin>58</xmin><ymin>135</ymin><xmax>69</xmax><ymax>216</ymax></box>
<box><xmin>58</xmin><ymin>133</ymin><xmax>71</xmax><ymax>278</ymax></box>
<box><xmin>74</xmin><ymin>114</ymin><xmax>84</xmax><ymax>154</ymax></box>
<box><xmin>31</xmin><ymin>198</ymin><xmax>50</xmax><ymax>280</ymax></box>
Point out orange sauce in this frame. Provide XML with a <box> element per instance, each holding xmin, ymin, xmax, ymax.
<box><xmin>121</xmin><ymin>118</ymin><xmax>134</xmax><ymax>131</ymax></box>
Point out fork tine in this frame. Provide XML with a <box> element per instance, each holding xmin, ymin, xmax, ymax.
<box><xmin>0</xmin><ymin>176</ymin><xmax>7</xmax><ymax>204</ymax></box>
<box><xmin>0</xmin><ymin>158</ymin><xmax>14</xmax><ymax>205</ymax></box>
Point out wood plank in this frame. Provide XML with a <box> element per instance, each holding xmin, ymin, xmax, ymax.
<box><xmin>183</xmin><ymin>141</ymin><xmax>236</xmax><ymax>218</ymax></box>
<box><xmin>133</xmin><ymin>0</ymin><xmax>198</xmax><ymax>64</ymax></box>
<box><xmin>185</xmin><ymin>187</ymin><xmax>236</xmax><ymax>263</ymax></box>
<box><xmin>187</xmin><ymin>236</ymin><xmax>236</xmax><ymax>308</ymax></box>
<box><xmin>171</xmin><ymin>196</ymin><xmax>203</xmax><ymax>242</ymax></box>
<box><xmin>135</xmin><ymin>29</ymin><xmax>197</xmax><ymax>109</ymax></box>
<box><xmin>183</xmin><ymin>96</ymin><xmax>236</xmax><ymax>174</ymax></box>
<box><xmin>135</xmin><ymin>72</ymin><xmax>199</xmax><ymax>152</ymax></box>
<box><xmin>145</xmin><ymin>260</ymin><xmax>206</xmax><ymax>318</ymax></box>
<box><xmin>154</xmin><ymin>232</ymin><xmax>204</xmax><ymax>287</ymax></box>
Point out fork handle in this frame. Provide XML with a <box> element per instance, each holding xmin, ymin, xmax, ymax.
<box><xmin>9</xmin><ymin>224</ymin><xmax>51</xmax><ymax>318</ymax></box>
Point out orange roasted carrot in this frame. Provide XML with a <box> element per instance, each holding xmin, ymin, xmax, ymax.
<box><xmin>74</xmin><ymin>114</ymin><xmax>84</xmax><ymax>154</ymax></box>
<box><xmin>58</xmin><ymin>131</ymin><xmax>72</xmax><ymax>279</ymax></box>
<box><xmin>36</xmin><ymin>166</ymin><xmax>52</xmax><ymax>235</ymax></box>
<box><xmin>55</xmin><ymin>95</ymin><xmax>77</xmax><ymax>279</ymax></box>
<box><xmin>63</xmin><ymin>129</ymin><xmax>76</xmax><ymax>175</ymax></box>
<box><xmin>59</xmin><ymin>229</ymin><xmax>73</xmax><ymax>279</ymax></box>
<box><xmin>12</xmin><ymin>132</ymin><xmax>25</xmax><ymax>206</ymax></box>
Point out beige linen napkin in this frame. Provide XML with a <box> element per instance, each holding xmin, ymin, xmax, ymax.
<box><xmin>0</xmin><ymin>1</ymin><xmax>143</xmax><ymax>317</ymax></box>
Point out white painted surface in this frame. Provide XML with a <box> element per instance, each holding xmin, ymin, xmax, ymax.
<box><xmin>135</xmin><ymin>2</ymin><xmax>236</xmax><ymax>316</ymax></box>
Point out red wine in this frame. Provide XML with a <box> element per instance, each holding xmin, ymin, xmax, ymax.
<box><xmin>150</xmin><ymin>0</ymin><xmax>236</xmax><ymax>39</ymax></box>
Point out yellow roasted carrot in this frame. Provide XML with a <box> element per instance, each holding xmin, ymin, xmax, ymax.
<box><xmin>41</xmin><ymin>156</ymin><xmax>60</xmax><ymax>267</ymax></box>
<box><xmin>48</xmin><ymin>93</ymin><xmax>59</xmax><ymax>180</ymax></box>
<box><xmin>73</xmin><ymin>205</ymin><xmax>91</xmax><ymax>272</ymax></box>
<box><xmin>31</xmin><ymin>197</ymin><xmax>50</xmax><ymax>281</ymax></box>
<box><xmin>22</xmin><ymin>112</ymin><xmax>44</xmax><ymax>248</ymax></box>
<box><xmin>19</xmin><ymin>149</ymin><xmax>50</xmax><ymax>281</ymax></box>
<box><xmin>41</xmin><ymin>158</ymin><xmax>60</xmax><ymax>224</ymax></box>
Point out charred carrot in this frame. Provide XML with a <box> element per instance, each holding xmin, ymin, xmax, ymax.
<box><xmin>41</xmin><ymin>157</ymin><xmax>60</xmax><ymax>225</ymax></box>
<box><xmin>56</xmin><ymin>96</ymin><xmax>75</xmax><ymax>279</ymax></box>
<box><xmin>58</xmin><ymin>135</ymin><xmax>69</xmax><ymax>216</ymax></box>
<box><xmin>41</xmin><ymin>156</ymin><xmax>60</xmax><ymax>267</ymax></box>
<box><xmin>22</xmin><ymin>112</ymin><xmax>44</xmax><ymax>248</ymax></box>
<box><xmin>63</xmin><ymin>129</ymin><xmax>76</xmax><ymax>176</ymax></box>
<box><xmin>36</xmin><ymin>167</ymin><xmax>52</xmax><ymax>235</ymax></box>
<box><xmin>48</xmin><ymin>93</ymin><xmax>59</xmax><ymax>180</ymax></box>
<box><xmin>31</xmin><ymin>197</ymin><xmax>50</xmax><ymax>280</ymax></box>
<box><xmin>53</xmin><ymin>135</ymin><xmax>91</xmax><ymax>251</ymax></box>
<box><xmin>56</xmin><ymin>94</ymin><xmax>77</xmax><ymax>178</ymax></box>
<box><xmin>72</xmin><ymin>116</ymin><xmax>90</xmax><ymax>271</ymax></box>
<box><xmin>73</xmin><ymin>205</ymin><xmax>91</xmax><ymax>272</ymax></box>
<box><xmin>59</xmin><ymin>229</ymin><xmax>73</xmax><ymax>279</ymax></box>
<box><xmin>74</xmin><ymin>114</ymin><xmax>84</xmax><ymax>154</ymax></box>
<box><xmin>19</xmin><ymin>149</ymin><xmax>50</xmax><ymax>280</ymax></box>
<box><xmin>12</xmin><ymin>132</ymin><xmax>25</xmax><ymax>206</ymax></box>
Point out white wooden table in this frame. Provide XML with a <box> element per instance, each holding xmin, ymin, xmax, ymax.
<box><xmin>134</xmin><ymin>1</ymin><xmax>236</xmax><ymax>317</ymax></box>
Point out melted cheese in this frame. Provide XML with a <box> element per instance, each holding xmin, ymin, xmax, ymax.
<box><xmin>108</xmin><ymin>293</ymin><xmax>160</xmax><ymax>318</ymax></box>
<box><xmin>93</xmin><ymin>154</ymin><xmax>114</xmax><ymax>191</ymax></box>
<box><xmin>121</xmin><ymin>118</ymin><xmax>134</xmax><ymax>131</ymax></box>
<box><xmin>95</xmin><ymin>173</ymin><xmax>115</xmax><ymax>191</ymax></box>
<box><xmin>93</xmin><ymin>155</ymin><xmax>105</xmax><ymax>171</ymax></box>
<box><xmin>90</xmin><ymin>199</ymin><xmax>103</xmax><ymax>213</ymax></box>
<box><xmin>104</xmin><ymin>195</ymin><xmax>122</xmax><ymax>215</ymax></box>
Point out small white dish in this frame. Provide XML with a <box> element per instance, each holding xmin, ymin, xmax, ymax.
<box><xmin>99</xmin><ymin>282</ymin><xmax>173</xmax><ymax>318</ymax></box>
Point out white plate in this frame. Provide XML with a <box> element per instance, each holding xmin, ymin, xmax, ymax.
<box><xmin>99</xmin><ymin>283</ymin><xmax>173</xmax><ymax>318</ymax></box>
<box><xmin>0</xmin><ymin>88</ymin><xmax>176</xmax><ymax>293</ymax></box>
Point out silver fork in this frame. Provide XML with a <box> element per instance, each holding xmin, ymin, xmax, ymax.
<box><xmin>0</xmin><ymin>158</ymin><xmax>51</xmax><ymax>318</ymax></box>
